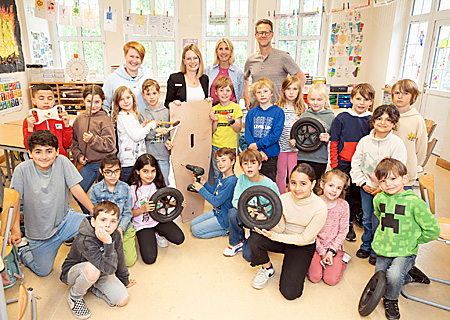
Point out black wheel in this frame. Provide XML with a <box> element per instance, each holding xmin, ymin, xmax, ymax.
<box><xmin>290</xmin><ymin>118</ymin><xmax>325</xmax><ymax>152</ymax></box>
<box><xmin>358</xmin><ymin>270</ymin><xmax>387</xmax><ymax>316</ymax></box>
<box><xmin>237</xmin><ymin>186</ymin><xmax>282</xmax><ymax>230</ymax></box>
<box><xmin>149</xmin><ymin>187</ymin><xmax>184</xmax><ymax>223</ymax></box>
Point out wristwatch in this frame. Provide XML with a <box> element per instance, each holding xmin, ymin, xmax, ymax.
<box><xmin>327</xmin><ymin>248</ymin><xmax>337</xmax><ymax>257</ymax></box>
<box><xmin>228</xmin><ymin>119</ymin><xmax>236</xmax><ymax>125</ymax></box>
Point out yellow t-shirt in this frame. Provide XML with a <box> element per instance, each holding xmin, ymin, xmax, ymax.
<box><xmin>211</xmin><ymin>102</ymin><xmax>243</xmax><ymax>148</ymax></box>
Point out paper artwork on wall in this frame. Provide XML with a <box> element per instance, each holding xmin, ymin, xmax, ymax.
<box><xmin>161</xmin><ymin>16</ymin><xmax>175</xmax><ymax>37</ymax></box>
<box><xmin>83</xmin><ymin>8</ymin><xmax>97</xmax><ymax>29</ymax></box>
<box><xmin>45</xmin><ymin>1</ymin><xmax>58</xmax><ymax>22</ymax></box>
<box><xmin>147</xmin><ymin>15</ymin><xmax>161</xmax><ymax>35</ymax></box>
<box><xmin>0</xmin><ymin>80</ymin><xmax>23</xmax><ymax>114</ymax></box>
<box><xmin>134</xmin><ymin>14</ymin><xmax>147</xmax><ymax>35</ymax></box>
<box><xmin>30</xmin><ymin>31</ymin><xmax>53</xmax><ymax>66</ymax></box>
<box><xmin>58</xmin><ymin>5</ymin><xmax>70</xmax><ymax>25</ymax></box>
<box><xmin>34</xmin><ymin>0</ymin><xmax>45</xmax><ymax>19</ymax></box>
<box><xmin>104</xmin><ymin>9</ymin><xmax>117</xmax><ymax>32</ymax></box>
<box><xmin>71</xmin><ymin>6</ymin><xmax>82</xmax><ymax>27</ymax></box>
<box><xmin>123</xmin><ymin>13</ymin><xmax>135</xmax><ymax>34</ymax></box>
<box><xmin>1</xmin><ymin>0</ymin><xmax>25</xmax><ymax>73</ymax></box>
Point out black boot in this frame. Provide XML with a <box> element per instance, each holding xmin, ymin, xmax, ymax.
<box><xmin>346</xmin><ymin>222</ymin><xmax>356</xmax><ymax>241</ymax></box>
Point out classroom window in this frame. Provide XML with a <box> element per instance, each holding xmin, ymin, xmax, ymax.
<box><xmin>401</xmin><ymin>22</ymin><xmax>428</xmax><ymax>82</ymax></box>
<box><xmin>275</xmin><ymin>0</ymin><xmax>324</xmax><ymax>76</ymax></box>
<box><xmin>439</xmin><ymin>0</ymin><xmax>450</xmax><ymax>11</ymax></box>
<box><xmin>429</xmin><ymin>25</ymin><xmax>450</xmax><ymax>91</ymax></box>
<box><xmin>128</xmin><ymin>0</ymin><xmax>177</xmax><ymax>80</ymax></box>
<box><xmin>412</xmin><ymin>0</ymin><xmax>432</xmax><ymax>15</ymax></box>
<box><xmin>54</xmin><ymin>0</ymin><xmax>106</xmax><ymax>79</ymax></box>
<box><xmin>204</xmin><ymin>0</ymin><xmax>251</xmax><ymax>70</ymax></box>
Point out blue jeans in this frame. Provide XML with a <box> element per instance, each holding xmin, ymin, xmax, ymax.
<box><xmin>360</xmin><ymin>189</ymin><xmax>379</xmax><ymax>255</ymax></box>
<box><xmin>77</xmin><ymin>162</ymin><xmax>101</xmax><ymax>214</ymax></box>
<box><xmin>122</xmin><ymin>166</ymin><xmax>133</xmax><ymax>183</ymax></box>
<box><xmin>20</xmin><ymin>209</ymin><xmax>85</xmax><ymax>276</ymax></box>
<box><xmin>158</xmin><ymin>160</ymin><xmax>170</xmax><ymax>186</ymax></box>
<box><xmin>190</xmin><ymin>210</ymin><xmax>228</xmax><ymax>239</ymax></box>
<box><xmin>228</xmin><ymin>207</ymin><xmax>251</xmax><ymax>261</ymax></box>
<box><xmin>375</xmin><ymin>255</ymin><xmax>416</xmax><ymax>300</ymax></box>
<box><xmin>208</xmin><ymin>145</ymin><xmax>220</xmax><ymax>187</ymax></box>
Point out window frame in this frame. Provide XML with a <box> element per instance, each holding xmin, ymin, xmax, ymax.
<box><xmin>125</xmin><ymin>0</ymin><xmax>180</xmax><ymax>83</ymax></box>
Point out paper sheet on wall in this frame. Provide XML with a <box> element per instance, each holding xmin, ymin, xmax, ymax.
<box><xmin>0</xmin><ymin>80</ymin><xmax>23</xmax><ymax>114</ymax></box>
<box><xmin>103</xmin><ymin>10</ymin><xmax>117</xmax><ymax>32</ymax></box>
<box><xmin>123</xmin><ymin>13</ymin><xmax>135</xmax><ymax>34</ymax></box>
<box><xmin>134</xmin><ymin>14</ymin><xmax>148</xmax><ymax>35</ymax></box>
<box><xmin>161</xmin><ymin>16</ymin><xmax>175</xmax><ymax>37</ymax></box>
<box><xmin>71</xmin><ymin>6</ymin><xmax>83</xmax><ymax>27</ymax></box>
<box><xmin>45</xmin><ymin>1</ymin><xmax>58</xmax><ymax>22</ymax></box>
<box><xmin>83</xmin><ymin>8</ymin><xmax>97</xmax><ymax>29</ymax></box>
<box><xmin>147</xmin><ymin>15</ymin><xmax>161</xmax><ymax>36</ymax></box>
<box><xmin>34</xmin><ymin>0</ymin><xmax>46</xmax><ymax>19</ymax></box>
<box><xmin>58</xmin><ymin>5</ymin><xmax>71</xmax><ymax>25</ymax></box>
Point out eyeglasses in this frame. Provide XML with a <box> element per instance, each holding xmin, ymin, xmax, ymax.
<box><xmin>103</xmin><ymin>169</ymin><xmax>121</xmax><ymax>177</ymax></box>
<box><xmin>256</xmin><ymin>31</ymin><xmax>272</xmax><ymax>37</ymax></box>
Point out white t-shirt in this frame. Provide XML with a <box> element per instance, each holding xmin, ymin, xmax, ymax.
<box><xmin>186</xmin><ymin>85</ymin><xmax>205</xmax><ymax>102</ymax></box>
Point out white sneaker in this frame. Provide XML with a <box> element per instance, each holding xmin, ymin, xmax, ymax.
<box><xmin>155</xmin><ymin>233</ymin><xmax>168</xmax><ymax>248</ymax></box>
<box><xmin>252</xmin><ymin>263</ymin><xmax>275</xmax><ymax>289</ymax></box>
<box><xmin>223</xmin><ymin>242</ymin><xmax>244</xmax><ymax>256</ymax></box>
<box><xmin>343</xmin><ymin>252</ymin><xmax>352</xmax><ymax>264</ymax></box>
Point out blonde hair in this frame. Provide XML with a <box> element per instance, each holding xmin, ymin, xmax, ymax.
<box><xmin>215</xmin><ymin>76</ymin><xmax>234</xmax><ymax>92</ymax></box>
<box><xmin>307</xmin><ymin>84</ymin><xmax>330</xmax><ymax>109</ymax></box>
<box><xmin>111</xmin><ymin>86</ymin><xmax>138</xmax><ymax>124</ymax></box>
<box><xmin>214</xmin><ymin>38</ymin><xmax>235</xmax><ymax>65</ymax></box>
<box><xmin>316</xmin><ymin>169</ymin><xmax>350</xmax><ymax>199</ymax></box>
<box><xmin>251</xmin><ymin>78</ymin><xmax>274</xmax><ymax>96</ymax></box>
<box><xmin>391</xmin><ymin>79</ymin><xmax>420</xmax><ymax>105</ymax></box>
<box><xmin>180</xmin><ymin>44</ymin><xmax>204</xmax><ymax>76</ymax></box>
<box><xmin>142</xmin><ymin>79</ymin><xmax>161</xmax><ymax>93</ymax></box>
<box><xmin>276</xmin><ymin>75</ymin><xmax>306</xmax><ymax>115</ymax></box>
<box><xmin>123</xmin><ymin>41</ymin><xmax>145</xmax><ymax>61</ymax></box>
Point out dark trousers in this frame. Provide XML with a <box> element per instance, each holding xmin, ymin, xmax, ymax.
<box><xmin>249</xmin><ymin>232</ymin><xmax>316</xmax><ymax>300</ymax></box>
<box><xmin>336</xmin><ymin>164</ymin><xmax>362</xmax><ymax>222</ymax></box>
<box><xmin>136</xmin><ymin>222</ymin><xmax>185</xmax><ymax>264</ymax></box>
<box><xmin>261</xmin><ymin>156</ymin><xmax>278</xmax><ymax>182</ymax></box>
<box><xmin>297</xmin><ymin>160</ymin><xmax>327</xmax><ymax>181</ymax></box>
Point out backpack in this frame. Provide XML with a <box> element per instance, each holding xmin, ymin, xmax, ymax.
<box><xmin>2</xmin><ymin>246</ymin><xmax>23</xmax><ymax>289</ymax></box>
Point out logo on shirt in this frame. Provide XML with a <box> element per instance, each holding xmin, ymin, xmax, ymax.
<box><xmin>55</xmin><ymin>123</ymin><xmax>63</xmax><ymax>129</ymax></box>
<box><xmin>380</xmin><ymin>203</ymin><xmax>405</xmax><ymax>234</ymax></box>
<box><xmin>253</xmin><ymin>116</ymin><xmax>273</xmax><ymax>138</ymax></box>
<box><xmin>407</xmin><ymin>132</ymin><xmax>417</xmax><ymax>142</ymax></box>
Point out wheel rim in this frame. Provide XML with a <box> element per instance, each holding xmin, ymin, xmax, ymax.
<box><xmin>297</xmin><ymin>123</ymin><xmax>320</xmax><ymax>147</ymax></box>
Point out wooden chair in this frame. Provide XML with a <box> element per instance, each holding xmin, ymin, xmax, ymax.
<box><xmin>424</xmin><ymin>119</ymin><xmax>437</xmax><ymax>141</ymax></box>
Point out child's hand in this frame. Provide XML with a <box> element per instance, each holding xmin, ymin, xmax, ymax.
<box><xmin>169</xmin><ymin>100</ymin><xmax>182</xmax><ymax>107</ymax></box>
<box><xmin>248</xmin><ymin>143</ymin><xmax>258</xmax><ymax>150</ymax></box>
<box><xmin>371</xmin><ymin>187</ymin><xmax>382</xmax><ymax>196</ymax></box>
<box><xmin>182</xmin><ymin>200</ymin><xmax>187</xmax><ymax>208</ymax></box>
<box><xmin>320</xmin><ymin>251</ymin><xmax>334</xmax><ymax>268</ymax></box>
<box><xmin>78</xmin><ymin>155</ymin><xmax>88</xmax><ymax>165</ymax></box>
<box><xmin>61</xmin><ymin>111</ymin><xmax>70</xmax><ymax>127</ymax></box>
<box><xmin>156</xmin><ymin>127</ymin><xmax>169</xmax><ymax>135</ymax></box>
<box><xmin>165</xmin><ymin>139</ymin><xmax>173</xmax><ymax>150</ymax></box>
<box><xmin>254</xmin><ymin>227</ymin><xmax>272</xmax><ymax>238</ymax></box>
<box><xmin>126</xmin><ymin>278</ymin><xmax>137</xmax><ymax>288</ymax></box>
<box><xmin>141</xmin><ymin>119</ymin><xmax>149</xmax><ymax>127</ymax></box>
<box><xmin>142</xmin><ymin>201</ymin><xmax>156</xmax><ymax>213</ymax></box>
<box><xmin>26</xmin><ymin>114</ymin><xmax>36</xmax><ymax>130</ymax></box>
<box><xmin>289</xmin><ymin>139</ymin><xmax>296</xmax><ymax>148</ymax></box>
<box><xmin>83</xmin><ymin>131</ymin><xmax>93</xmax><ymax>143</ymax></box>
<box><xmin>319</xmin><ymin>129</ymin><xmax>329</xmax><ymax>143</ymax></box>
<box><xmin>199</xmin><ymin>176</ymin><xmax>206</xmax><ymax>185</ymax></box>
<box><xmin>209</xmin><ymin>111</ymin><xmax>218</xmax><ymax>121</ymax></box>
<box><xmin>193</xmin><ymin>181</ymin><xmax>203</xmax><ymax>191</ymax></box>
<box><xmin>260</xmin><ymin>151</ymin><xmax>268</xmax><ymax>161</ymax></box>
<box><xmin>8</xmin><ymin>232</ymin><xmax>21</xmax><ymax>246</ymax></box>
<box><xmin>96</xmin><ymin>227</ymin><xmax>112</xmax><ymax>244</ymax></box>
<box><xmin>205</xmin><ymin>97</ymin><xmax>213</xmax><ymax>103</ymax></box>
<box><xmin>225</xmin><ymin>113</ymin><xmax>233</xmax><ymax>122</ymax></box>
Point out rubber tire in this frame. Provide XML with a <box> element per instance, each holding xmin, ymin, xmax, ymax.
<box><xmin>149</xmin><ymin>187</ymin><xmax>184</xmax><ymax>223</ymax></box>
<box><xmin>358</xmin><ymin>270</ymin><xmax>387</xmax><ymax>316</ymax></box>
<box><xmin>290</xmin><ymin>118</ymin><xmax>325</xmax><ymax>153</ymax></box>
<box><xmin>237</xmin><ymin>186</ymin><xmax>282</xmax><ymax>230</ymax></box>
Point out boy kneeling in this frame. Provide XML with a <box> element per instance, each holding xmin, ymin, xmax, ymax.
<box><xmin>60</xmin><ymin>201</ymin><xmax>136</xmax><ymax>319</ymax></box>
<box><xmin>372</xmin><ymin>158</ymin><xmax>440</xmax><ymax>320</ymax></box>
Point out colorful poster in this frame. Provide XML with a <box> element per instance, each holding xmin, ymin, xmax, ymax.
<box><xmin>34</xmin><ymin>0</ymin><xmax>46</xmax><ymax>19</ymax></box>
<box><xmin>0</xmin><ymin>0</ymin><xmax>25</xmax><ymax>73</ymax></box>
<box><xmin>104</xmin><ymin>9</ymin><xmax>117</xmax><ymax>32</ymax></box>
<box><xmin>134</xmin><ymin>13</ymin><xmax>147</xmax><ymax>35</ymax></box>
<box><xmin>58</xmin><ymin>5</ymin><xmax>70</xmax><ymax>25</ymax></box>
<box><xmin>0</xmin><ymin>79</ymin><xmax>23</xmax><ymax>113</ymax></box>
<box><xmin>45</xmin><ymin>0</ymin><xmax>58</xmax><ymax>22</ymax></box>
<box><xmin>161</xmin><ymin>16</ymin><xmax>175</xmax><ymax>37</ymax></box>
<box><xmin>71</xmin><ymin>5</ymin><xmax>83</xmax><ymax>27</ymax></box>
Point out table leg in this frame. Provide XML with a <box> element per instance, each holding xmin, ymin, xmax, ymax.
<box><xmin>2</xmin><ymin>149</ymin><xmax>12</xmax><ymax>180</ymax></box>
<box><xmin>9</xmin><ymin>151</ymin><xmax>16</xmax><ymax>171</ymax></box>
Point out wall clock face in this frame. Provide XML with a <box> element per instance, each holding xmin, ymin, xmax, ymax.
<box><xmin>66</xmin><ymin>58</ymin><xmax>89</xmax><ymax>81</ymax></box>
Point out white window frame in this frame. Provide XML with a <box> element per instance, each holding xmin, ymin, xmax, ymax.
<box><xmin>126</xmin><ymin>0</ymin><xmax>180</xmax><ymax>83</ymax></box>
<box><xmin>274</xmin><ymin>0</ymin><xmax>327</xmax><ymax>77</ymax></box>
<box><xmin>50</xmin><ymin>0</ymin><xmax>108</xmax><ymax>79</ymax></box>
<box><xmin>201</xmin><ymin>0</ymin><xmax>254</xmax><ymax>70</ymax></box>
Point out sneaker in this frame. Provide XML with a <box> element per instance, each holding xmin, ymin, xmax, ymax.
<box><xmin>64</xmin><ymin>237</ymin><xmax>75</xmax><ymax>246</ymax></box>
<box><xmin>252</xmin><ymin>263</ymin><xmax>275</xmax><ymax>289</ymax></box>
<box><xmin>17</xmin><ymin>237</ymin><xmax>28</xmax><ymax>249</ymax></box>
<box><xmin>408</xmin><ymin>266</ymin><xmax>430</xmax><ymax>284</ymax></box>
<box><xmin>342</xmin><ymin>252</ymin><xmax>352</xmax><ymax>264</ymax></box>
<box><xmin>356</xmin><ymin>249</ymin><xmax>370</xmax><ymax>259</ymax></box>
<box><xmin>369</xmin><ymin>255</ymin><xmax>377</xmax><ymax>266</ymax></box>
<box><xmin>383</xmin><ymin>298</ymin><xmax>400</xmax><ymax>320</ymax></box>
<box><xmin>67</xmin><ymin>296</ymin><xmax>91</xmax><ymax>319</ymax></box>
<box><xmin>223</xmin><ymin>242</ymin><xmax>243</xmax><ymax>257</ymax></box>
<box><xmin>155</xmin><ymin>233</ymin><xmax>169</xmax><ymax>248</ymax></box>
<box><xmin>346</xmin><ymin>223</ymin><xmax>356</xmax><ymax>241</ymax></box>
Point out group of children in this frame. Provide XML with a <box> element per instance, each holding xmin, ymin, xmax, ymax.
<box><xmin>8</xmin><ymin>75</ymin><xmax>440</xmax><ymax>320</ymax></box>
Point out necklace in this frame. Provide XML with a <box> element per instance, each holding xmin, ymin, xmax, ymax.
<box><xmin>185</xmin><ymin>74</ymin><xmax>197</xmax><ymax>86</ymax></box>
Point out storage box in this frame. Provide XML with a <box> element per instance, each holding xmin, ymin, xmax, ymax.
<box><xmin>330</xmin><ymin>86</ymin><xmax>348</xmax><ymax>93</ymax></box>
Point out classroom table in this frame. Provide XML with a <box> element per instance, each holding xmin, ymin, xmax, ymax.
<box><xmin>0</xmin><ymin>122</ymin><xmax>26</xmax><ymax>180</ymax></box>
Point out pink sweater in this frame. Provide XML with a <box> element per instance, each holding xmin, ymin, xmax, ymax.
<box><xmin>315</xmin><ymin>198</ymin><xmax>349</xmax><ymax>256</ymax></box>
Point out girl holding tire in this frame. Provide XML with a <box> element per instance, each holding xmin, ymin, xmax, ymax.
<box><xmin>248</xmin><ymin>163</ymin><xmax>327</xmax><ymax>300</ymax></box>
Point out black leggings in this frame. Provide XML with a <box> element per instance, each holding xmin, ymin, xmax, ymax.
<box><xmin>261</xmin><ymin>156</ymin><xmax>278</xmax><ymax>182</ymax></box>
<box><xmin>337</xmin><ymin>164</ymin><xmax>362</xmax><ymax>222</ymax></box>
<box><xmin>249</xmin><ymin>232</ymin><xmax>316</xmax><ymax>300</ymax></box>
<box><xmin>136</xmin><ymin>222</ymin><xmax>185</xmax><ymax>264</ymax></box>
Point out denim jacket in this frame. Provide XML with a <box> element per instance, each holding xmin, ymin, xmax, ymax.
<box><xmin>89</xmin><ymin>180</ymin><xmax>133</xmax><ymax>232</ymax></box>
<box><xmin>205</xmin><ymin>64</ymin><xmax>244</xmax><ymax>102</ymax></box>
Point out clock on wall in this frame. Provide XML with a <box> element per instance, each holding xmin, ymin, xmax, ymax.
<box><xmin>66</xmin><ymin>54</ymin><xmax>89</xmax><ymax>81</ymax></box>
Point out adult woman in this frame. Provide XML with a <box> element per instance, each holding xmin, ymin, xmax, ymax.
<box><xmin>248</xmin><ymin>163</ymin><xmax>327</xmax><ymax>300</ymax></box>
<box><xmin>103</xmin><ymin>41</ymin><xmax>149</xmax><ymax>113</ymax></box>
<box><xmin>205</xmin><ymin>38</ymin><xmax>244</xmax><ymax>105</ymax></box>
<box><xmin>164</xmin><ymin>44</ymin><xmax>209</xmax><ymax>108</ymax></box>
